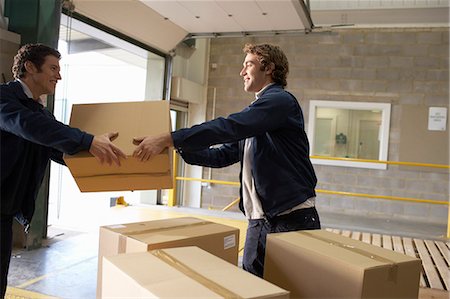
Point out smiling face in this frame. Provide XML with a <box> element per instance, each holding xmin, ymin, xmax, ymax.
<box><xmin>24</xmin><ymin>55</ymin><xmax>61</xmax><ymax>99</ymax></box>
<box><xmin>239</xmin><ymin>53</ymin><xmax>273</xmax><ymax>93</ymax></box>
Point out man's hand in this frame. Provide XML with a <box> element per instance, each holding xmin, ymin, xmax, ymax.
<box><xmin>132</xmin><ymin>133</ymin><xmax>173</xmax><ymax>162</ymax></box>
<box><xmin>89</xmin><ymin>132</ymin><xmax>126</xmax><ymax>166</ymax></box>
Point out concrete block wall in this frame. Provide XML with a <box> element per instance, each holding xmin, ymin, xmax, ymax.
<box><xmin>199</xmin><ymin>27</ymin><xmax>449</xmax><ymax>225</ymax></box>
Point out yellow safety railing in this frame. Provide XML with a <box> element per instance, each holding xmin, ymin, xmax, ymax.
<box><xmin>310</xmin><ymin>156</ymin><xmax>450</xmax><ymax>169</ymax></box>
<box><xmin>176</xmin><ymin>176</ymin><xmax>240</xmax><ymax>187</ymax></box>
<box><xmin>173</xmin><ymin>176</ymin><xmax>448</xmax><ymax>206</ymax></box>
<box><xmin>168</xmin><ymin>153</ymin><xmax>450</xmax><ymax>238</ymax></box>
<box><xmin>316</xmin><ymin>189</ymin><xmax>447</xmax><ymax>205</ymax></box>
<box><xmin>167</xmin><ymin>152</ymin><xmax>178</xmax><ymax>207</ymax></box>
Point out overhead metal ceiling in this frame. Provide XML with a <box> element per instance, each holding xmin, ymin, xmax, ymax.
<box><xmin>69</xmin><ymin>0</ymin><xmax>449</xmax><ymax>54</ymax></box>
<box><xmin>141</xmin><ymin>0</ymin><xmax>313</xmax><ymax>38</ymax></box>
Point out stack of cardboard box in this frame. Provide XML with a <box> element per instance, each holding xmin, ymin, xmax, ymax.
<box><xmin>64</xmin><ymin>101</ymin><xmax>422</xmax><ymax>298</ymax></box>
<box><xmin>96</xmin><ymin>217</ymin><xmax>241</xmax><ymax>298</ymax></box>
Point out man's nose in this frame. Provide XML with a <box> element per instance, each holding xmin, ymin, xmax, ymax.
<box><xmin>239</xmin><ymin>67</ymin><xmax>246</xmax><ymax>76</ymax></box>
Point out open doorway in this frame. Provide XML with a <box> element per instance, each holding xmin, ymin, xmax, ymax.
<box><xmin>48</xmin><ymin>14</ymin><xmax>167</xmax><ymax>232</ymax></box>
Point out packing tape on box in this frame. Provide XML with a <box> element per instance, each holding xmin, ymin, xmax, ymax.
<box><xmin>116</xmin><ymin>221</ymin><xmax>213</xmax><ymax>254</ymax></box>
<box><xmin>118</xmin><ymin>235</ymin><xmax>127</xmax><ymax>254</ymax></box>
<box><xmin>301</xmin><ymin>231</ymin><xmax>399</xmax><ymax>282</ymax></box>
<box><xmin>152</xmin><ymin>249</ymin><xmax>243</xmax><ymax>299</ymax></box>
<box><xmin>74</xmin><ymin>171</ymin><xmax>171</xmax><ymax>179</ymax></box>
<box><xmin>124</xmin><ymin>220</ymin><xmax>212</xmax><ymax>236</ymax></box>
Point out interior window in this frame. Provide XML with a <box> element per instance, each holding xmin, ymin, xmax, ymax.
<box><xmin>308</xmin><ymin>100</ymin><xmax>391</xmax><ymax>170</ymax></box>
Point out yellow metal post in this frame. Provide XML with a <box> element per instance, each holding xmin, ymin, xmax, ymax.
<box><xmin>168</xmin><ymin>150</ymin><xmax>177</xmax><ymax>207</ymax></box>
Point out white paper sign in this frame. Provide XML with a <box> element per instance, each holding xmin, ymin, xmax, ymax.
<box><xmin>428</xmin><ymin>107</ymin><xmax>447</xmax><ymax>131</ymax></box>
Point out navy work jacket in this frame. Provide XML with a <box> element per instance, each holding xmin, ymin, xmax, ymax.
<box><xmin>0</xmin><ymin>81</ymin><xmax>93</xmax><ymax>221</ymax></box>
<box><xmin>171</xmin><ymin>84</ymin><xmax>317</xmax><ymax>219</ymax></box>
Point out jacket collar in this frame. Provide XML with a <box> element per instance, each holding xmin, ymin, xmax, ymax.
<box><xmin>255</xmin><ymin>82</ymin><xmax>275</xmax><ymax>99</ymax></box>
<box><xmin>258</xmin><ymin>83</ymin><xmax>282</xmax><ymax>97</ymax></box>
<box><xmin>8</xmin><ymin>80</ymin><xmax>44</xmax><ymax>108</ymax></box>
<box><xmin>8</xmin><ymin>80</ymin><xmax>29</xmax><ymax>99</ymax></box>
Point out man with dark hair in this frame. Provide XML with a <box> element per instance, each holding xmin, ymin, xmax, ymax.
<box><xmin>132</xmin><ymin>43</ymin><xmax>321</xmax><ymax>278</ymax></box>
<box><xmin>0</xmin><ymin>43</ymin><xmax>126</xmax><ymax>297</ymax></box>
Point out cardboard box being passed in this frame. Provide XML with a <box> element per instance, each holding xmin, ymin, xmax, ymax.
<box><xmin>102</xmin><ymin>247</ymin><xmax>289</xmax><ymax>299</ymax></box>
<box><xmin>97</xmin><ymin>217</ymin><xmax>240</xmax><ymax>298</ymax></box>
<box><xmin>64</xmin><ymin>101</ymin><xmax>172</xmax><ymax>192</ymax></box>
<box><xmin>264</xmin><ymin>229</ymin><xmax>421</xmax><ymax>299</ymax></box>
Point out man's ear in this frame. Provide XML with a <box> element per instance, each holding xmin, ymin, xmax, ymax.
<box><xmin>24</xmin><ymin>61</ymin><xmax>37</xmax><ymax>74</ymax></box>
<box><xmin>265</xmin><ymin>62</ymin><xmax>275</xmax><ymax>74</ymax></box>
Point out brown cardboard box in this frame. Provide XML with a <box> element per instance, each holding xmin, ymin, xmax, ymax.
<box><xmin>264</xmin><ymin>230</ymin><xmax>421</xmax><ymax>299</ymax></box>
<box><xmin>102</xmin><ymin>247</ymin><xmax>289</xmax><ymax>299</ymax></box>
<box><xmin>97</xmin><ymin>217</ymin><xmax>240</xmax><ymax>298</ymax></box>
<box><xmin>64</xmin><ymin>100</ymin><xmax>172</xmax><ymax>192</ymax></box>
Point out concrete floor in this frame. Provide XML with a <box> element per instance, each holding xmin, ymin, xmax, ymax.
<box><xmin>6</xmin><ymin>205</ymin><xmax>449</xmax><ymax>299</ymax></box>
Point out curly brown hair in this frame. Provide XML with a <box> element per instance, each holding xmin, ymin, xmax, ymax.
<box><xmin>243</xmin><ymin>43</ymin><xmax>289</xmax><ymax>87</ymax></box>
<box><xmin>12</xmin><ymin>44</ymin><xmax>61</xmax><ymax>79</ymax></box>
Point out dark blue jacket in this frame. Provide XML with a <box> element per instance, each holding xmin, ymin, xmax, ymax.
<box><xmin>0</xmin><ymin>80</ymin><xmax>93</xmax><ymax>221</ymax></box>
<box><xmin>171</xmin><ymin>84</ymin><xmax>317</xmax><ymax>219</ymax></box>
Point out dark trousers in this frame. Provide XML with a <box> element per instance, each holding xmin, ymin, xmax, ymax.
<box><xmin>0</xmin><ymin>215</ymin><xmax>13</xmax><ymax>299</ymax></box>
<box><xmin>242</xmin><ymin>207</ymin><xmax>321</xmax><ymax>278</ymax></box>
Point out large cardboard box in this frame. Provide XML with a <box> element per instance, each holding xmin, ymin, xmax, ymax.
<box><xmin>97</xmin><ymin>217</ymin><xmax>240</xmax><ymax>298</ymax></box>
<box><xmin>102</xmin><ymin>247</ymin><xmax>289</xmax><ymax>299</ymax></box>
<box><xmin>264</xmin><ymin>230</ymin><xmax>421</xmax><ymax>299</ymax></box>
<box><xmin>64</xmin><ymin>101</ymin><xmax>172</xmax><ymax>192</ymax></box>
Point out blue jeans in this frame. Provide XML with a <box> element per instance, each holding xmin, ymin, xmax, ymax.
<box><xmin>242</xmin><ymin>207</ymin><xmax>320</xmax><ymax>278</ymax></box>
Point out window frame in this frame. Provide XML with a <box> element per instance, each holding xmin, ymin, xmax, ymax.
<box><xmin>307</xmin><ymin>100</ymin><xmax>391</xmax><ymax>170</ymax></box>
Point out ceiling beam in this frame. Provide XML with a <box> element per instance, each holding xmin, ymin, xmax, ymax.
<box><xmin>292</xmin><ymin>0</ymin><xmax>314</xmax><ymax>32</ymax></box>
<box><xmin>185</xmin><ymin>29</ymin><xmax>317</xmax><ymax>41</ymax></box>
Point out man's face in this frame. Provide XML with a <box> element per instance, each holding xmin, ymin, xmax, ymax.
<box><xmin>27</xmin><ymin>55</ymin><xmax>61</xmax><ymax>96</ymax></box>
<box><xmin>239</xmin><ymin>53</ymin><xmax>271</xmax><ymax>93</ymax></box>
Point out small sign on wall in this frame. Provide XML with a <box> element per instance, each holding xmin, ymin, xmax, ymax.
<box><xmin>428</xmin><ymin>107</ymin><xmax>447</xmax><ymax>131</ymax></box>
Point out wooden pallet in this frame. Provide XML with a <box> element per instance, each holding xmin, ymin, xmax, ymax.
<box><xmin>326</xmin><ymin>228</ymin><xmax>450</xmax><ymax>292</ymax></box>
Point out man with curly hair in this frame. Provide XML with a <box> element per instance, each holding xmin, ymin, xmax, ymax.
<box><xmin>133</xmin><ymin>43</ymin><xmax>321</xmax><ymax>278</ymax></box>
<box><xmin>0</xmin><ymin>44</ymin><xmax>126</xmax><ymax>297</ymax></box>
